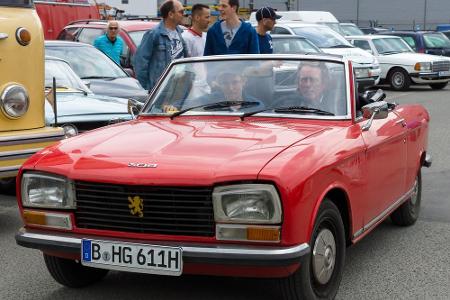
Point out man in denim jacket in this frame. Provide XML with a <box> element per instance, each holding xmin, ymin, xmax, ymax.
<box><xmin>134</xmin><ymin>0</ymin><xmax>188</xmax><ymax>91</ymax></box>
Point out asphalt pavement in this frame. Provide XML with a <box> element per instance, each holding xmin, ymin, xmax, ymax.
<box><xmin>1</xmin><ymin>85</ymin><xmax>450</xmax><ymax>299</ymax></box>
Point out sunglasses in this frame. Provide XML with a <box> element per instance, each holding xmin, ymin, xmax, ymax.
<box><xmin>108</xmin><ymin>27</ymin><xmax>118</xmax><ymax>30</ymax></box>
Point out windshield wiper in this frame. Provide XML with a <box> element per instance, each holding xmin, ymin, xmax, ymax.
<box><xmin>170</xmin><ymin>100</ymin><xmax>260</xmax><ymax>119</ymax></box>
<box><xmin>81</xmin><ymin>76</ymin><xmax>117</xmax><ymax>80</ymax></box>
<box><xmin>328</xmin><ymin>45</ymin><xmax>354</xmax><ymax>48</ymax></box>
<box><xmin>380</xmin><ymin>50</ymin><xmax>403</xmax><ymax>55</ymax></box>
<box><xmin>241</xmin><ymin>105</ymin><xmax>335</xmax><ymax>118</ymax></box>
<box><xmin>274</xmin><ymin>106</ymin><xmax>335</xmax><ymax>116</ymax></box>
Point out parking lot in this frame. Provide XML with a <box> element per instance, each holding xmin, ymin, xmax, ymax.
<box><xmin>1</xmin><ymin>85</ymin><xmax>450</xmax><ymax>299</ymax></box>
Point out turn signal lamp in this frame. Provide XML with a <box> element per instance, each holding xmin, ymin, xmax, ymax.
<box><xmin>216</xmin><ymin>224</ymin><xmax>280</xmax><ymax>243</ymax></box>
<box><xmin>23</xmin><ymin>210</ymin><xmax>72</xmax><ymax>230</ymax></box>
<box><xmin>16</xmin><ymin>27</ymin><xmax>31</xmax><ymax>46</ymax></box>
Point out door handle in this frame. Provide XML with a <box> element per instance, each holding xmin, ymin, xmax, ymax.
<box><xmin>0</xmin><ymin>33</ymin><xmax>8</xmax><ymax>40</ymax></box>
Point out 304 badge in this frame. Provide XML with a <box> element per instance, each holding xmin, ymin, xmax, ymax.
<box><xmin>81</xmin><ymin>239</ymin><xmax>183</xmax><ymax>276</ymax></box>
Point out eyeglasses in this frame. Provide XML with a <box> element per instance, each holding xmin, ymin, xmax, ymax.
<box><xmin>108</xmin><ymin>27</ymin><xmax>118</xmax><ymax>30</ymax></box>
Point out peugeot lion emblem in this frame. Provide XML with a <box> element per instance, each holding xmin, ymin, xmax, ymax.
<box><xmin>128</xmin><ymin>196</ymin><xmax>144</xmax><ymax>218</ymax></box>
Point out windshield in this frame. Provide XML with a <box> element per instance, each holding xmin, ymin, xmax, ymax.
<box><xmin>45</xmin><ymin>45</ymin><xmax>128</xmax><ymax>79</ymax></box>
<box><xmin>292</xmin><ymin>26</ymin><xmax>352</xmax><ymax>48</ymax></box>
<box><xmin>273</xmin><ymin>38</ymin><xmax>321</xmax><ymax>54</ymax></box>
<box><xmin>0</xmin><ymin>0</ymin><xmax>33</xmax><ymax>7</ymax></box>
<box><xmin>319</xmin><ymin>22</ymin><xmax>345</xmax><ymax>35</ymax></box>
<box><xmin>373</xmin><ymin>38</ymin><xmax>413</xmax><ymax>54</ymax></box>
<box><xmin>45</xmin><ymin>59</ymin><xmax>90</xmax><ymax>93</ymax></box>
<box><xmin>341</xmin><ymin>24</ymin><xmax>364</xmax><ymax>36</ymax></box>
<box><xmin>129</xmin><ymin>30</ymin><xmax>148</xmax><ymax>47</ymax></box>
<box><xmin>144</xmin><ymin>59</ymin><xmax>348</xmax><ymax>118</ymax></box>
<box><xmin>423</xmin><ymin>32</ymin><xmax>450</xmax><ymax>48</ymax></box>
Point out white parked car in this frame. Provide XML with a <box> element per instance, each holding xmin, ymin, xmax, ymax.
<box><xmin>272</xmin><ymin>22</ymin><xmax>381</xmax><ymax>89</ymax></box>
<box><xmin>347</xmin><ymin>35</ymin><xmax>450</xmax><ymax>90</ymax></box>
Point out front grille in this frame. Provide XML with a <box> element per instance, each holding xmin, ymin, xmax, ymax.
<box><xmin>75</xmin><ymin>181</ymin><xmax>215</xmax><ymax>237</ymax></box>
<box><xmin>432</xmin><ymin>60</ymin><xmax>450</xmax><ymax>72</ymax></box>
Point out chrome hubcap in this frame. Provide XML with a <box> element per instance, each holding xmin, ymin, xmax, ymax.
<box><xmin>393</xmin><ymin>73</ymin><xmax>404</xmax><ymax>87</ymax></box>
<box><xmin>312</xmin><ymin>228</ymin><xmax>336</xmax><ymax>285</ymax></box>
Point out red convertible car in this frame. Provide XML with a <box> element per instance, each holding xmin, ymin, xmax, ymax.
<box><xmin>15</xmin><ymin>55</ymin><xmax>431</xmax><ymax>299</ymax></box>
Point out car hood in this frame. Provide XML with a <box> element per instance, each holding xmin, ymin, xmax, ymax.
<box><xmin>323</xmin><ymin>47</ymin><xmax>375</xmax><ymax>65</ymax></box>
<box><xmin>87</xmin><ymin>77</ymin><xmax>148</xmax><ymax>103</ymax></box>
<box><xmin>34</xmin><ymin>117</ymin><xmax>332</xmax><ymax>185</ymax></box>
<box><xmin>377</xmin><ymin>52</ymin><xmax>450</xmax><ymax>64</ymax></box>
<box><xmin>45</xmin><ymin>92</ymin><xmax>131</xmax><ymax>124</ymax></box>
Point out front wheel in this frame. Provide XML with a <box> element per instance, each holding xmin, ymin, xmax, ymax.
<box><xmin>389</xmin><ymin>68</ymin><xmax>411</xmax><ymax>90</ymax></box>
<box><xmin>44</xmin><ymin>254</ymin><xmax>109</xmax><ymax>288</ymax></box>
<box><xmin>279</xmin><ymin>200</ymin><xmax>346</xmax><ymax>300</ymax></box>
<box><xmin>390</xmin><ymin>171</ymin><xmax>422</xmax><ymax>226</ymax></box>
<box><xmin>429</xmin><ymin>82</ymin><xmax>448</xmax><ymax>90</ymax></box>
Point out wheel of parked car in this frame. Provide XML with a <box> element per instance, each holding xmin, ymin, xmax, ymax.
<box><xmin>429</xmin><ymin>82</ymin><xmax>448</xmax><ymax>90</ymax></box>
<box><xmin>44</xmin><ymin>254</ymin><xmax>109</xmax><ymax>288</ymax></box>
<box><xmin>279</xmin><ymin>200</ymin><xmax>345</xmax><ymax>300</ymax></box>
<box><xmin>388</xmin><ymin>68</ymin><xmax>411</xmax><ymax>90</ymax></box>
<box><xmin>391</xmin><ymin>171</ymin><xmax>422</xmax><ymax>226</ymax></box>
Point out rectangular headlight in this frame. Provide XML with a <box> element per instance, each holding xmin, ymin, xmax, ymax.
<box><xmin>354</xmin><ymin>67</ymin><xmax>370</xmax><ymax>78</ymax></box>
<box><xmin>414</xmin><ymin>62</ymin><xmax>432</xmax><ymax>71</ymax></box>
<box><xmin>21</xmin><ymin>172</ymin><xmax>75</xmax><ymax>209</ymax></box>
<box><xmin>213</xmin><ymin>184</ymin><xmax>282</xmax><ymax>224</ymax></box>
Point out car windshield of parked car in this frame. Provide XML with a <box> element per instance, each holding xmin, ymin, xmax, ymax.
<box><xmin>292</xmin><ymin>26</ymin><xmax>352</xmax><ymax>48</ymax></box>
<box><xmin>373</xmin><ymin>37</ymin><xmax>413</xmax><ymax>54</ymax></box>
<box><xmin>45</xmin><ymin>59</ymin><xmax>90</xmax><ymax>93</ymax></box>
<box><xmin>273</xmin><ymin>38</ymin><xmax>321</xmax><ymax>54</ymax></box>
<box><xmin>45</xmin><ymin>45</ymin><xmax>128</xmax><ymax>80</ymax></box>
<box><xmin>341</xmin><ymin>24</ymin><xmax>364</xmax><ymax>36</ymax></box>
<box><xmin>144</xmin><ymin>58</ymin><xmax>348</xmax><ymax>118</ymax></box>
<box><xmin>129</xmin><ymin>30</ymin><xmax>148</xmax><ymax>48</ymax></box>
<box><xmin>423</xmin><ymin>32</ymin><xmax>450</xmax><ymax>48</ymax></box>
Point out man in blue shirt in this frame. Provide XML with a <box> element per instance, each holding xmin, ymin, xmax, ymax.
<box><xmin>204</xmin><ymin>0</ymin><xmax>259</xmax><ymax>55</ymax></box>
<box><xmin>255</xmin><ymin>6</ymin><xmax>281</xmax><ymax>54</ymax></box>
<box><xmin>93</xmin><ymin>21</ymin><xmax>124</xmax><ymax>64</ymax></box>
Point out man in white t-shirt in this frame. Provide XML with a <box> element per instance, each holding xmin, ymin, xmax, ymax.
<box><xmin>182</xmin><ymin>4</ymin><xmax>210</xmax><ymax>57</ymax></box>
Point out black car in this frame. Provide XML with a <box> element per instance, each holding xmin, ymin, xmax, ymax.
<box><xmin>45</xmin><ymin>41</ymin><xmax>148</xmax><ymax>103</ymax></box>
<box><xmin>360</xmin><ymin>27</ymin><xmax>389</xmax><ymax>35</ymax></box>
<box><xmin>379</xmin><ymin>30</ymin><xmax>450</xmax><ymax>56</ymax></box>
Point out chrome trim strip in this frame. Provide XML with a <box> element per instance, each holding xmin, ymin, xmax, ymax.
<box><xmin>34</xmin><ymin>1</ymin><xmax>92</xmax><ymax>7</ymax></box>
<box><xmin>0</xmin><ymin>165</ymin><xmax>20</xmax><ymax>177</ymax></box>
<box><xmin>16</xmin><ymin>229</ymin><xmax>310</xmax><ymax>263</ymax></box>
<box><xmin>0</xmin><ymin>130</ymin><xmax>64</xmax><ymax>146</ymax></box>
<box><xmin>0</xmin><ymin>148</ymin><xmax>43</xmax><ymax>161</ymax></box>
<box><xmin>353</xmin><ymin>186</ymin><xmax>414</xmax><ymax>239</ymax></box>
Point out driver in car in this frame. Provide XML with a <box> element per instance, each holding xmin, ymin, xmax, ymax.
<box><xmin>278</xmin><ymin>61</ymin><xmax>342</xmax><ymax>115</ymax></box>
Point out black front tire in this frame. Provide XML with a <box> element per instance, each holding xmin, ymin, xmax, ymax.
<box><xmin>389</xmin><ymin>68</ymin><xmax>411</xmax><ymax>91</ymax></box>
<box><xmin>429</xmin><ymin>82</ymin><xmax>448</xmax><ymax>90</ymax></box>
<box><xmin>390</xmin><ymin>171</ymin><xmax>422</xmax><ymax>226</ymax></box>
<box><xmin>44</xmin><ymin>254</ymin><xmax>109</xmax><ymax>288</ymax></box>
<box><xmin>279</xmin><ymin>200</ymin><xmax>346</xmax><ymax>300</ymax></box>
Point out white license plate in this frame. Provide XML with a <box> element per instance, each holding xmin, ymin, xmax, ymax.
<box><xmin>439</xmin><ymin>71</ymin><xmax>450</xmax><ymax>76</ymax></box>
<box><xmin>81</xmin><ymin>239</ymin><xmax>182</xmax><ymax>276</ymax></box>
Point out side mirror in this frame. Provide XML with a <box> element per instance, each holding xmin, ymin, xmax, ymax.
<box><xmin>82</xmin><ymin>80</ymin><xmax>91</xmax><ymax>89</ymax></box>
<box><xmin>127</xmin><ymin>99</ymin><xmax>142</xmax><ymax>119</ymax></box>
<box><xmin>361</xmin><ymin>100</ymin><xmax>389</xmax><ymax>131</ymax></box>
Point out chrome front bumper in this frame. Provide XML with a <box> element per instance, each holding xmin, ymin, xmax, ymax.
<box><xmin>16</xmin><ymin>228</ymin><xmax>310</xmax><ymax>266</ymax></box>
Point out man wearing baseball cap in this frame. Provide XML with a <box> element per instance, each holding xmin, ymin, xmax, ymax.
<box><xmin>255</xmin><ymin>6</ymin><xmax>281</xmax><ymax>54</ymax></box>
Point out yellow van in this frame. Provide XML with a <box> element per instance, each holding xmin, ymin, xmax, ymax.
<box><xmin>0</xmin><ymin>1</ymin><xmax>64</xmax><ymax>182</ymax></box>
